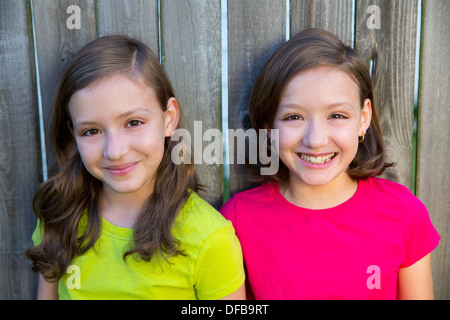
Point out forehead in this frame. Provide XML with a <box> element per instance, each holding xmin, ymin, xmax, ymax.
<box><xmin>73</xmin><ymin>73</ymin><xmax>149</xmax><ymax>99</ymax></box>
<box><xmin>278</xmin><ymin>67</ymin><xmax>360</xmax><ymax>110</ymax></box>
<box><xmin>283</xmin><ymin>67</ymin><xmax>359</xmax><ymax>96</ymax></box>
<box><xmin>68</xmin><ymin>74</ymin><xmax>160</xmax><ymax>122</ymax></box>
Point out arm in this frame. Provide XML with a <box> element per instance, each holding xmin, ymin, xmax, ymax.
<box><xmin>397</xmin><ymin>253</ymin><xmax>433</xmax><ymax>300</ymax></box>
<box><xmin>219</xmin><ymin>283</ymin><xmax>246</xmax><ymax>300</ymax></box>
<box><xmin>37</xmin><ymin>274</ymin><xmax>59</xmax><ymax>300</ymax></box>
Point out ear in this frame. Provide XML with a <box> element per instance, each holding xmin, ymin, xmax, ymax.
<box><xmin>359</xmin><ymin>98</ymin><xmax>372</xmax><ymax>135</ymax></box>
<box><xmin>164</xmin><ymin>97</ymin><xmax>180</xmax><ymax>137</ymax></box>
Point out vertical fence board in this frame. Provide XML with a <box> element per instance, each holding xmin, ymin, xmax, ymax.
<box><xmin>417</xmin><ymin>0</ymin><xmax>450</xmax><ymax>300</ymax></box>
<box><xmin>0</xmin><ymin>0</ymin><xmax>448</xmax><ymax>300</ymax></box>
<box><xmin>227</xmin><ymin>0</ymin><xmax>286</xmax><ymax>196</ymax></box>
<box><xmin>290</xmin><ymin>0</ymin><xmax>354</xmax><ymax>45</ymax></box>
<box><xmin>96</xmin><ymin>0</ymin><xmax>159</xmax><ymax>54</ymax></box>
<box><xmin>0</xmin><ymin>0</ymin><xmax>41</xmax><ymax>299</ymax></box>
<box><xmin>32</xmin><ymin>0</ymin><xmax>97</xmax><ymax>174</ymax></box>
<box><xmin>161</xmin><ymin>0</ymin><xmax>223</xmax><ymax>208</ymax></box>
<box><xmin>356</xmin><ymin>0</ymin><xmax>418</xmax><ymax>190</ymax></box>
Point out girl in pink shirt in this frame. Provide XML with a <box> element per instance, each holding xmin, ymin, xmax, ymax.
<box><xmin>220</xmin><ymin>28</ymin><xmax>439</xmax><ymax>300</ymax></box>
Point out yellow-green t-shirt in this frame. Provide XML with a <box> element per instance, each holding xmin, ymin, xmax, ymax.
<box><xmin>32</xmin><ymin>192</ymin><xmax>245</xmax><ymax>300</ymax></box>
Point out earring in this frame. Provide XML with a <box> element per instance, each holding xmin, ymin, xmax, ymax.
<box><xmin>359</xmin><ymin>133</ymin><xmax>365</xmax><ymax>143</ymax></box>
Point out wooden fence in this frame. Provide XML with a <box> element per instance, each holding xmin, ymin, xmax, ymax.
<box><xmin>0</xmin><ymin>0</ymin><xmax>448</xmax><ymax>299</ymax></box>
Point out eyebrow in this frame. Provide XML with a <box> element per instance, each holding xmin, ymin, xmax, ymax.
<box><xmin>279</xmin><ymin>102</ymin><xmax>356</xmax><ymax>111</ymax></box>
<box><xmin>73</xmin><ymin>107</ymin><xmax>152</xmax><ymax>128</ymax></box>
<box><xmin>117</xmin><ymin>107</ymin><xmax>152</xmax><ymax>119</ymax></box>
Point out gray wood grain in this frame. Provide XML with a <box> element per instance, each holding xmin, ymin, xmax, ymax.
<box><xmin>356</xmin><ymin>0</ymin><xmax>418</xmax><ymax>190</ymax></box>
<box><xmin>0</xmin><ymin>0</ymin><xmax>41</xmax><ymax>299</ymax></box>
<box><xmin>32</xmin><ymin>0</ymin><xmax>97</xmax><ymax>173</ymax></box>
<box><xmin>290</xmin><ymin>0</ymin><xmax>354</xmax><ymax>45</ymax></box>
<box><xmin>0</xmin><ymin>0</ymin><xmax>448</xmax><ymax>300</ymax></box>
<box><xmin>416</xmin><ymin>0</ymin><xmax>450</xmax><ymax>300</ymax></box>
<box><xmin>161</xmin><ymin>0</ymin><xmax>223</xmax><ymax>208</ymax></box>
<box><xmin>227</xmin><ymin>0</ymin><xmax>286</xmax><ymax>196</ymax></box>
<box><xmin>96</xmin><ymin>0</ymin><xmax>159</xmax><ymax>54</ymax></box>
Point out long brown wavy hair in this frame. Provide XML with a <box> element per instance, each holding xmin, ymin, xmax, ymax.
<box><xmin>248</xmin><ymin>28</ymin><xmax>393</xmax><ymax>182</ymax></box>
<box><xmin>26</xmin><ymin>35</ymin><xmax>199</xmax><ymax>281</ymax></box>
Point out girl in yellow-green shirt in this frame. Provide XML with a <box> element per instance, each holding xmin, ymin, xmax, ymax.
<box><xmin>26</xmin><ymin>35</ymin><xmax>245</xmax><ymax>300</ymax></box>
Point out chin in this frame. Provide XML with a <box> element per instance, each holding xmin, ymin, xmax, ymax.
<box><xmin>292</xmin><ymin>172</ymin><xmax>340</xmax><ymax>188</ymax></box>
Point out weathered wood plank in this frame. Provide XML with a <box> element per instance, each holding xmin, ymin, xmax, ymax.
<box><xmin>0</xmin><ymin>0</ymin><xmax>41</xmax><ymax>299</ymax></box>
<box><xmin>227</xmin><ymin>0</ymin><xmax>286</xmax><ymax>196</ymax></box>
<box><xmin>0</xmin><ymin>0</ymin><xmax>447</xmax><ymax>301</ymax></box>
<box><xmin>161</xmin><ymin>0</ymin><xmax>223</xmax><ymax>208</ymax></box>
<box><xmin>416</xmin><ymin>0</ymin><xmax>450</xmax><ymax>300</ymax></box>
<box><xmin>96</xmin><ymin>0</ymin><xmax>159</xmax><ymax>54</ymax></box>
<box><xmin>356</xmin><ymin>0</ymin><xmax>418</xmax><ymax>190</ymax></box>
<box><xmin>32</xmin><ymin>0</ymin><xmax>97</xmax><ymax>174</ymax></box>
<box><xmin>290</xmin><ymin>0</ymin><xmax>354</xmax><ymax>45</ymax></box>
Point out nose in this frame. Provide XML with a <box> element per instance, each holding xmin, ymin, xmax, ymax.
<box><xmin>103</xmin><ymin>131</ymin><xmax>129</xmax><ymax>160</ymax></box>
<box><xmin>302</xmin><ymin>120</ymin><xmax>328</xmax><ymax>149</ymax></box>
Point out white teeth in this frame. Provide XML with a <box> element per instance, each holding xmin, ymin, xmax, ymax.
<box><xmin>299</xmin><ymin>153</ymin><xmax>335</xmax><ymax>164</ymax></box>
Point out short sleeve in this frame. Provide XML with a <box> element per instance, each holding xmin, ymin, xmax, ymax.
<box><xmin>400</xmin><ymin>196</ymin><xmax>440</xmax><ymax>268</ymax></box>
<box><xmin>193</xmin><ymin>222</ymin><xmax>245</xmax><ymax>300</ymax></box>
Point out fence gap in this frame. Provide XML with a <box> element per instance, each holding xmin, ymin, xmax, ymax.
<box><xmin>286</xmin><ymin>0</ymin><xmax>290</xmax><ymax>41</ymax></box>
<box><xmin>411</xmin><ymin>0</ymin><xmax>423</xmax><ymax>195</ymax></box>
<box><xmin>30</xmin><ymin>0</ymin><xmax>47</xmax><ymax>182</ymax></box>
<box><xmin>351</xmin><ymin>0</ymin><xmax>356</xmax><ymax>48</ymax></box>
<box><xmin>157</xmin><ymin>0</ymin><xmax>162</xmax><ymax>64</ymax></box>
<box><xmin>221</xmin><ymin>0</ymin><xmax>230</xmax><ymax>203</ymax></box>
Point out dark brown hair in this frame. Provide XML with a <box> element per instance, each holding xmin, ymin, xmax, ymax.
<box><xmin>248</xmin><ymin>28</ymin><xmax>393</xmax><ymax>182</ymax></box>
<box><xmin>26</xmin><ymin>35</ymin><xmax>198</xmax><ymax>281</ymax></box>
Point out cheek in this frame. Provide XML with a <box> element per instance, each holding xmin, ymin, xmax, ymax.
<box><xmin>277</xmin><ymin>130</ymin><xmax>293</xmax><ymax>156</ymax></box>
<box><xmin>75</xmin><ymin>140</ymin><xmax>100</xmax><ymax>168</ymax></box>
<box><xmin>276</xmin><ymin>124</ymin><xmax>296</xmax><ymax>143</ymax></box>
<box><xmin>276</xmin><ymin>127</ymin><xmax>299</xmax><ymax>162</ymax></box>
<box><xmin>336</xmin><ymin>130</ymin><xmax>359</xmax><ymax>158</ymax></box>
<box><xmin>332</xmin><ymin>120</ymin><xmax>360</xmax><ymax>141</ymax></box>
<box><xmin>134</xmin><ymin>132</ymin><xmax>167</xmax><ymax>157</ymax></box>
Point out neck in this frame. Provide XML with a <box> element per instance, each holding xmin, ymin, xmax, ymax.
<box><xmin>280</xmin><ymin>174</ymin><xmax>358</xmax><ymax>210</ymax></box>
<box><xmin>99</xmin><ymin>187</ymin><xmax>149</xmax><ymax>228</ymax></box>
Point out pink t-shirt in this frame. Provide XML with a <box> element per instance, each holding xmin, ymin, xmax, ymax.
<box><xmin>220</xmin><ymin>177</ymin><xmax>440</xmax><ymax>300</ymax></box>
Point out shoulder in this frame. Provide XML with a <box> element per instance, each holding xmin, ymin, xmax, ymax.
<box><xmin>364</xmin><ymin>177</ymin><xmax>424</xmax><ymax>208</ymax></box>
<box><xmin>175</xmin><ymin>191</ymin><xmax>234</xmax><ymax>242</ymax></box>
<box><xmin>366</xmin><ymin>176</ymin><xmax>411</xmax><ymax>194</ymax></box>
<box><xmin>174</xmin><ymin>192</ymin><xmax>244</xmax><ymax>282</ymax></box>
<box><xmin>186</xmin><ymin>193</ymin><xmax>245</xmax><ymax>299</ymax></box>
<box><xmin>364</xmin><ymin>178</ymin><xmax>441</xmax><ymax>267</ymax></box>
<box><xmin>364</xmin><ymin>177</ymin><xmax>435</xmax><ymax>233</ymax></box>
<box><xmin>32</xmin><ymin>210</ymin><xmax>89</xmax><ymax>246</ymax></box>
<box><xmin>220</xmin><ymin>183</ymin><xmax>275</xmax><ymax>219</ymax></box>
<box><xmin>31</xmin><ymin>219</ymin><xmax>43</xmax><ymax>246</ymax></box>
<box><xmin>223</xmin><ymin>182</ymin><xmax>275</xmax><ymax>209</ymax></box>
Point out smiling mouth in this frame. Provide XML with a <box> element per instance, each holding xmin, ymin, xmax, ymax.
<box><xmin>298</xmin><ymin>153</ymin><xmax>336</xmax><ymax>164</ymax></box>
<box><xmin>105</xmin><ymin>162</ymin><xmax>139</xmax><ymax>175</ymax></box>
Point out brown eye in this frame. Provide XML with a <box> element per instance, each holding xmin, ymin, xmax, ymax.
<box><xmin>284</xmin><ymin>115</ymin><xmax>302</xmax><ymax>121</ymax></box>
<box><xmin>127</xmin><ymin>120</ymin><xmax>143</xmax><ymax>127</ymax></box>
<box><xmin>329</xmin><ymin>114</ymin><xmax>346</xmax><ymax>119</ymax></box>
<box><xmin>82</xmin><ymin>129</ymin><xmax>100</xmax><ymax>136</ymax></box>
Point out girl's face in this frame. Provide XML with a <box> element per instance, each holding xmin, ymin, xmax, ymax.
<box><xmin>273</xmin><ymin>66</ymin><xmax>371</xmax><ymax>190</ymax></box>
<box><xmin>69</xmin><ymin>74</ymin><xmax>179</xmax><ymax>201</ymax></box>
